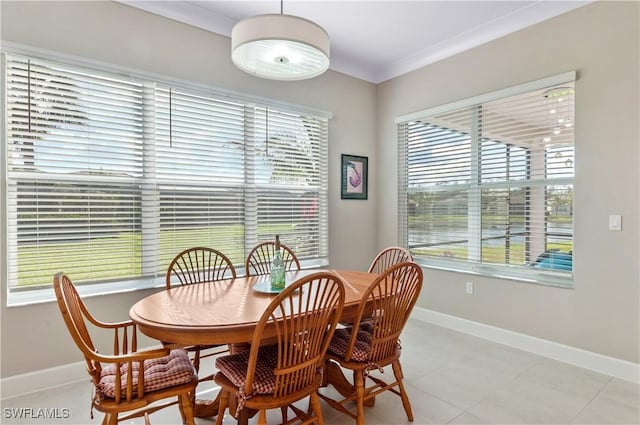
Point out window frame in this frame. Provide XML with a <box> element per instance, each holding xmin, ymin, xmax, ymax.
<box><xmin>397</xmin><ymin>71</ymin><xmax>576</xmax><ymax>288</ymax></box>
<box><xmin>2</xmin><ymin>44</ymin><xmax>331</xmax><ymax>306</ymax></box>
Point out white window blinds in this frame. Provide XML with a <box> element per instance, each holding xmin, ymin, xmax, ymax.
<box><xmin>4</xmin><ymin>52</ymin><xmax>329</xmax><ymax>298</ymax></box>
<box><xmin>6</xmin><ymin>55</ymin><xmax>145</xmax><ymax>288</ymax></box>
<box><xmin>398</xmin><ymin>73</ymin><xmax>575</xmax><ymax>285</ymax></box>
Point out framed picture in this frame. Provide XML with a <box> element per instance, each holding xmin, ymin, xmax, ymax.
<box><xmin>341</xmin><ymin>154</ymin><xmax>368</xmax><ymax>200</ymax></box>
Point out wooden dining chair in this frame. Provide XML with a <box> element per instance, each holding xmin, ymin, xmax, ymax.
<box><xmin>213</xmin><ymin>272</ymin><xmax>345</xmax><ymax>425</ymax></box>
<box><xmin>245</xmin><ymin>241</ymin><xmax>301</xmax><ymax>276</ymax></box>
<box><xmin>166</xmin><ymin>247</ymin><xmax>237</xmax><ymax>382</ymax></box>
<box><xmin>318</xmin><ymin>262</ymin><xmax>423</xmax><ymax>425</ymax></box>
<box><xmin>166</xmin><ymin>247</ymin><xmax>237</xmax><ymax>288</ymax></box>
<box><xmin>335</xmin><ymin>246</ymin><xmax>413</xmax><ymax>327</ymax></box>
<box><xmin>368</xmin><ymin>246</ymin><xmax>414</xmax><ymax>274</ymax></box>
<box><xmin>53</xmin><ymin>272</ymin><xmax>197</xmax><ymax>425</ymax></box>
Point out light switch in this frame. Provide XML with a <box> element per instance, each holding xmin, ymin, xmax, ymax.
<box><xmin>608</xmin><ymin>214</ymin><xmax>622</xmax><ymax>231</ymax></box>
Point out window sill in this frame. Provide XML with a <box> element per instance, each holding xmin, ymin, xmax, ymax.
<box><xmin>7</xmin><ymin>276</ymin><xmax>167</xmax><ymax>307</ymax></box>
<box><xmin>6</xmin><ymin>257</ymin><xmax>330</xmax><ymax>307</ymax></box>
<box><xmin>416</xmin><ymin>258</ymin><xmax>574</xmax><ymax>289</ymax></box>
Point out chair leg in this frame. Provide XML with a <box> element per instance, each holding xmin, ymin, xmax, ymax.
<box><xmin>215</xmin><ymin>390</ymin><xmax>230</xmax><ymax>425</ymax></box>
<box><xmin>280</xmin><ymin>405</ymin><xmax>288</xmax><ymax>423</ymax></box>
<box><xmin>257</xmin><ymin>409</ymin><xmax>267</xmax><ymax>425</ymax></box>
<box><xmin>354</xmin><ymin>370</ymin><xmax>366</xmax><ymax>425</ymax></box>
<box><xmin>107</xmin><ymin>413</ymin><xmax>118</xmax><ymax>425</ymax></box>
<box><xmin>310</xmin><ymin>392</ymin><xmax>324</xmax><ymax>425</ymax></box>
<box><xmin>178</xmin><ymin>395</ymin><xmax>187</xmax><ymax>424</ymax></box>
<box><xmin>180</xmin><ymin>392</ymin><xmax>196</xmax><ymax>425</ymax></box>
<box><xmin>238</xmin><ymin>408</ymin><xmax>250</xmax><ymax>425</ymax></box>
<box><xmin>392</xmin><ymin>360</ymin><xmax>413</xmax><ymax>422</ymax></box>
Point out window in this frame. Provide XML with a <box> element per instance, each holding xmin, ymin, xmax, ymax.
<box><xmin>4</xmin><ymin>52</ymin><xmax>329</xmax><ymax>304</ymax></box>
<box><xmin>397</xmin><ymin>72</ymin><xmax>575</xmax><ymax>286</ymax></box>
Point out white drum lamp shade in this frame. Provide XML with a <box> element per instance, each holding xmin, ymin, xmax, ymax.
<box><xmin>231</xmin><ymin>14</ymin><xmax>330</xmax><ymax>81</ymax></box>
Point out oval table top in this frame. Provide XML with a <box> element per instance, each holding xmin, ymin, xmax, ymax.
<box><xmin>129</xmin><ymin>269</ymin><xmax>377</xmax><ymax>346</ymax></box>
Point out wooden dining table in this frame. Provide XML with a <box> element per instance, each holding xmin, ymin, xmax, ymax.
<box><xmin>129</xmin><ymin>268</ymin><xmax>378</xmax><ymax>419</ymax></box>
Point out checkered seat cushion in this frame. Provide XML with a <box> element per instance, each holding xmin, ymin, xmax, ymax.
<box><xmin>215</xmin><ymin>344</ymin><xmax>279</xmax><ymax>395</ymax></box>
<box><xmin>97</xmin><ymin>349</ymin><xmax>195</xmax><ymax>398</ymax></box>
<box><xmin>328</xmin><ymin>320</ymin><xmax>375</xmax><ymax>362</ymax></box>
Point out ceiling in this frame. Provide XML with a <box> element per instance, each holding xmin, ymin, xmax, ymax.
<box><xmin>117</xmin><ymin>1</ymin><xmax>590</xmax><ymax>84</ymax></box>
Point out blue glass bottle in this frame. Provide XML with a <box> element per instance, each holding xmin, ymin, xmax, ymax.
<box><xmin>270</xmin><ymin>235</ymin><xmax>285</xmax><ymax>289</ymax></box>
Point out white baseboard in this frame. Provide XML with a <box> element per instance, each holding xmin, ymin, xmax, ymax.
<box><xmin>1</xmin><ymin>361</ymin><xmax>88</xmax><ymax>400</ymax></box>
<box><xmin>412</xmin><ymin>307</ymin><xmax>640</xmax><ymax>384</ymax></box>
<box><xmin>2</xmin><ymin>308</ymin><xmax>638</xmax><ymax>400</ymax></box>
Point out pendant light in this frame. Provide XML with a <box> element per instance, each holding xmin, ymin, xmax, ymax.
<box><xmin>231</xmin><ymin>0</ymin><xmax>330</xmax><ymax>81</ymax></box>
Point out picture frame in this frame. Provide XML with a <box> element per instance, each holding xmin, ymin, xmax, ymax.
<box><xmin>341</xmin><ymin>154</ymin><xmax>368</xmax><ymax>200</ymax></box>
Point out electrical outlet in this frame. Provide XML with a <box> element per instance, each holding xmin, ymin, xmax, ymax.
<box><xmin>466</xmin><ymin>281</ymin><xmax>474</xmax><ymax>294</ymax></box>
<box><xmin>609</xmin><ymin>214</ymin><xmax>622</xmax><ymax>231</ymax></box>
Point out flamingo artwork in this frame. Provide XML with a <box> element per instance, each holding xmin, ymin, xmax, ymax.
<box><xmin>342</xmin><ymin>155</ymin><xmax>367</xmax><ymax>199</ymax></box>
<box><xmin>347</xmin><ymin>161</ymin><xmax>362</xmax><ymax>189</ymax></box>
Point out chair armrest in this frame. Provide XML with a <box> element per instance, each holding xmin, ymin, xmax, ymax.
<box><xmin>91</xmin><ymin>347</ymin><xmax>172</xmax><ymax>364</ymax></box>
<box><xmin>85</xmin><ymin>315</ymin><xmax>135</xmax><ymax>330</ymax></box>
<box><xmin>89</xmin><ymin>318</ymin><xmax>143</xmax><ymax>355</ymax></box>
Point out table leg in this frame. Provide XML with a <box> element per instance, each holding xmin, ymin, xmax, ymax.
<box><xmin>197</xmin><ymin>390</ymin><xmax>258</xmax><ymax>423</ymax></box>
<box><xmin>194</xmin><ymin>396</ymin><xmax>219</xmax><ymax>418</ymax></box>
<box><xmin>193</xmin><ymin>396</ymin><xmax>257</xmax><ymax>421</ymax></box>
<box><xmin>324</xmin><ymin>361</ymin><xmax>375</xmax><ymax>407</ymax></box>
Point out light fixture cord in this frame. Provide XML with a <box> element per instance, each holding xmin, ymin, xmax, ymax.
<box><xmin>280</xmin><ymin>0</ymin><xmax>283</xmax><ymax>14</ymax></box>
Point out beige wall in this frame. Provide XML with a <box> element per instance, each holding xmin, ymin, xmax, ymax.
<box><xmin>0</xmin><ymin>1</ymin><xmax>377</xmax><ymax>377</ymax></box>
<box><xmin>377</xmin><ymin>1</ymin><xmax>639</xmax><ymax>363</ymax></box>
<box><xmin>1</xmin><ymin>0</ymin><xmax>638</xmax><ymax>379</ymax></box>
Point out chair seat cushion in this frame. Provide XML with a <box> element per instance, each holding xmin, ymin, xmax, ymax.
<box><xmin>328</xmin><ymin>320</ymin><xmax>374</xmax><ymax>362</ymax></box>
<box><xmin>215</xmin><ymin>344</ymin><xmax>279</xmax><ymax>395</ymax></box>
<box><xmin>98</xmin><ymin>349</ymin><xmax>194</xmax><ymax>398</ymax></box>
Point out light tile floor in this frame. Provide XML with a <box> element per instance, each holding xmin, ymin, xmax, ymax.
<box><xmin>1</xmin><ymin>320</ymin><xmax>638</xmax><ymax>425</ymax></box>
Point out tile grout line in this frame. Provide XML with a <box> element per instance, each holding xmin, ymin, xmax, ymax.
<box><xmin>458</xmin><ymin>352</ymin><xmax>547</xmax><ymax>416</ymax></box>
<box><xmin>566</xmin><ymin>375</ymin><xmax>614</xmax><ymax>425</ymax></box>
